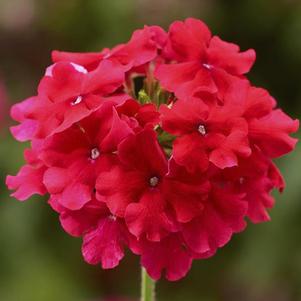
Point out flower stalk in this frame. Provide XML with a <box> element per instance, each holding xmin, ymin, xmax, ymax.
<box><xmin>141</xmin><ymin>267</ymin><xmax>156</xmax><ymax>301</ymax></box>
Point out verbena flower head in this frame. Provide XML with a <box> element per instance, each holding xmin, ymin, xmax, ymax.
<box><xmin>6</xmin><ymin>18</ymin><xmax>299</xmax><ymax>281</ymax></box>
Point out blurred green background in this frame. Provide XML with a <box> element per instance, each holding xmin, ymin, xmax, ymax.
<box><xmin>0</xmin><ymin>0</ymin><xmax>300</xmax><ymax>300</ymax></box>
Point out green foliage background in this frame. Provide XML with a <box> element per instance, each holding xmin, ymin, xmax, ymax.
<box><xmin>0</xmin><ymin>0</ymin><xmax>300</xmax><ymax>300</ymax></box>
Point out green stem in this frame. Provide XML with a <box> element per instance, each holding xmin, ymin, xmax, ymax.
<box><xmin>141</xmin><ymin>267</ymin><xmax>156</xmax><ymax>301</ymax></box>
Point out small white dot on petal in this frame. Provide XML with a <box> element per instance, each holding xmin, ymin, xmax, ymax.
<box><xmin>103</xmin><ymin>53</ymin><xmax>111</xmax><ymax>59</ymax></box>
<box><xmin>203</xmin><ymin>63</ymin><xmax>212</xmax><ymax>70</ymax></box>
<box><xmin>45</xmin><ymin>64</ymin><xmax>55</xmax><ymax>77</ymax></box>
<box><xmin>71</xmin><ymin>95</ymin><xmax>83</xmax><ymax>106</ymax></box>
<box><xmin>70</xmin><ymin>62</ymin><xmax>88</xmax><ymax>74</ymax></box>
<box><xmin>45</xmin><ymin>62</ymin><xmax>88</xmax><ymax>78</ymax></box>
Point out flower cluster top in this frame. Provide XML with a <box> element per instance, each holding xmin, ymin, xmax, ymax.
<box><xmin>7</xmin><ymin>18</ymin><xmax>299</xmax><ymax>281</ymax></box>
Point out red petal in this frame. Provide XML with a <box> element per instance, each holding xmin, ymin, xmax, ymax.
<box><xmin>100</xmin><ymin>107</ymin><xmax>134</xmax><ymax>152</ymax></box>
<box><xmin>38</xmin><ymin>62</ymin><xmax>84</xmax><ymax>102</ymax></box>
<box><xmin>82</xmin><ymin>59</ymin><xmax>124</xmax><ymax>95</ymax></box>
<box><xmin>96</xmin><ymin>165</ymin><xmax>146</xmax><ymax>217</ymax></box>
<box><xmin>118</xmin><ymin>128</ymin><xmax>167</xmax><ymax>175</ymax></box>
<box><xmin>207</xmin><ymin>36</ymin><xmax>256</xmax><ymax>75</ymax></box>
<box><xmin>165</xmin><ymin>162</ymin><xmax>210</xmax><ymax>223</ymax></box>
<box><xmin>155</xmin><ymin>62</ymin><xmax>200</xmax><ymax>93</ymax></box>
<box><xmin>6</xmin><ymin>165</ymin><xmax>47</xmax><ymax>201</ymax></box>
<box><xmin>176</xmin><ymin>67</ymin><xmax>218</xmax><ymax>99</ymax></box>
<box><xmin>125</xmin><ymin>190</ymin><xmax>177</xmax><ymax>241</ymax></box>
<box><xmin>244</xmin><ymin>86</ymin><xmax>276</xmax><ymax>119</ymax></box>
<box><xmin>57</xmin><ymin>198</ymin><xmax>108</xmax><ymax>237</ymax></box>
<box><xmin>140</xmin><ymin>234</ymin><xmax>193</xmax><ymax>281</ymax></box>
<box><xmin>111</xmin><ymin>26</ymin><xmax>162</xmax><ymax>67</ymax></box>
<box><xmin>52</xmin><ymin>50</ymin><xmax>108</xmax><ymax>71</ymax></box>
<box><xmin>173</xmin><ymin>134</ymin><xmax>209</xmax><ymax>173</ymax></box>
<box><xmin>249</xmin><ymin>109</ymin><xmax>299</xmax><ymax>157</ymax></box>
<box><xmin>82</xmin><ymin>217</ymin><xmax>127</xmax><ymax>269</ymax></box>
<box><xmin>183</xmin><ymin>186</ymin><xmax>247</xmax><ymax>253</ymax></box>
<box><xmin>166</xmin><ymin>18</ymin><xmax>211</xmax><ymax>61</ymax></box>
<box><xmin>209</xmin><ymin>131</ymin><xmax>251</xmax><ymax>169</ymax></box>
<box><xmin>160</xmin><ymin>98</ymin><xmax>209</xmax><ymax>135</ymax></box>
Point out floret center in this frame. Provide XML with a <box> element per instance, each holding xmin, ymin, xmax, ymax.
<box><xmin>90</xmin><ymin>147</ymin><xmax>100</xmax><ymax>160</ymax></box>
<box><xmin>109</xmin><ymin>215</ymin><xmax>117</xmax><ymax>221</ymax></box>
<box><xmin>149</xmin><ymin>176</ymin><xmax>159</xmax><ymax>187</ymax></box>
<box><xmin>198</xmin><ymin>124</ymin><xmax>206</xmax><ymax>135</ymax></box>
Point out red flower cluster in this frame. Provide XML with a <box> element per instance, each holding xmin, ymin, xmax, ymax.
<box><xmin>6</xmin><ymin>18</ymin><xmax>299</xmax><ymax>281</ymax></box>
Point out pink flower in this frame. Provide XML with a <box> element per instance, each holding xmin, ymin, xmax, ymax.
<box><xmin>138</xmin><ymin>233</ymin><xmax>194</xmax><ymax>281</ymax></box>
<box><xmin>6</xmin><ymin>18</ymin><xmax>298</xmax><ymax>281</ymax></box>
<box><xmin>136</xmin><ymin>232</ymin><xmax>216</xmax><ymax>281</ymax></box>
<box><xmin>160</xmin><ymin>96</ymin><xmax>251</xmax><ymax>171</ymax></box>
<box><xmin>52</xmin><ymin>48</ymin><xmax>110</xmax><ymax>71</ymax></box>
<box><xmin>11</xmin><ymin>60</ymin><xmax>125</xmax><ymax>141</ymax></box>
<box><xmin>53</xmin><ymin>25</ymin><xmax>167</xmax><ymax>72</ymax></box>
<box><xmin>155</xmin><ymin>18</ymin><xmax>256</xmax><ymax>99</ymax></box>
<box><xmin>116</xmin><ymin>99</ymin><xmax>160</xmax><ymax>129</ymax></box>
<box><xmin>82</xmin><ymin>215</ymin><xmax>128</xmax><ymax>269</ymax></box>
<box><xmin>96</xmin><ymin>129</ymin><xmax>177</xmax><ymax>242</ymax></box>
<box><xmin>50</xmin><ymin>197</ymin><xmax>132</xmax><ymax>269</ymax></box>
<box><xmin>220</xmin><ymin>148</ymin><xmax>285</xmax><ymax>223</ymax></box>
<box><xmin>181</xmin><ymin>183</ymin><xmax>247</xmax><ymax>254</ymax></box>
<box><xmin>42</xmin><ymin>102</ymin><xmax>134</xmax><ymax>210</ymax></box>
